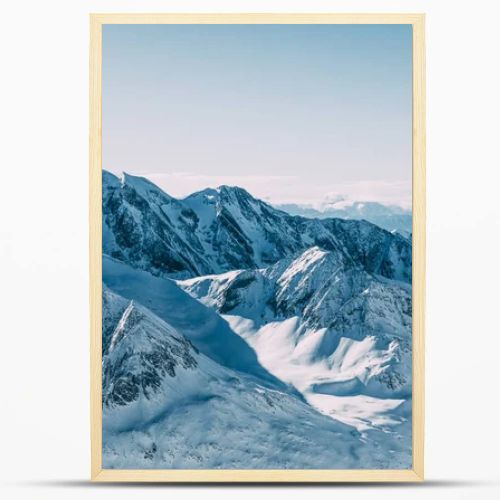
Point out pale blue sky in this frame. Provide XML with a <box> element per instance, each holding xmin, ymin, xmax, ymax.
<box><xmin>103</xmin><ymin>24</ymin><xmax>412</xmax><ymax>207</ymax></box>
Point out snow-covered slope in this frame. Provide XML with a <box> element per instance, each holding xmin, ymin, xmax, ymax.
<box><xmin>178</xmin><ymin>247</ymin><xmax>412</xmax><ymax>429</ymax></box>
<box><xmin>102</xmin><ymin>286</ymin><xmax>199</xmax><ymax>408</ymax></box>
<box><xmin>103</xmin><ymin>171</ymin><xmax>412</xmax><ymax>281</ymax></box>
<box><xmin>102</xmin><ymin>287</ymin><xmax>411</xmax><ymax>469</ymax></box>
<box><xmin>276</xmin><ymin>200</ymin><xmax>412</xmax><ymax>236</ymax></box>
<box><xmin>103</xmin><ymin>255</ymin><xmax>288</xmax><ymax>389</ymax></box>
<box><xmin>101</xmin><ymin>172</ymin><xmax>412</xmax><ymax>469</ymax></box>
<box><xmin>179</xmin><ymin>246</ymin><xmax>411</xmax><ymax>346</ymax></box>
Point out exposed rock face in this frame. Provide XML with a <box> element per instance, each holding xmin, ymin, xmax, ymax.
<box><xmin>179</xmin><ymin>246</ymin><xmax>411</xmax><ymax>337</ymax></box>
<box><xmin>102</xmin><ymin>288</ymin><xmax>198</xmax><ymax>408</ymax></box>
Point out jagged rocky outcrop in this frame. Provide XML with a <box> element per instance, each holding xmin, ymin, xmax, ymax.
<box><xmin>179</xmin><ymin>246</ymin><xmax>411</xmax><ymax>338</ymax></box>
<box><xmin>102</xmin><ymin>287</ymin><xmax>199</xmax><ymax>407</ymax></box>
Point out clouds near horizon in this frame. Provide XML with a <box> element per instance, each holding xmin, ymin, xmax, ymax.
<box><xmin>103</xmin><ymin>24</ymin><xmax>412</xmax><ymax>206</ymax></box>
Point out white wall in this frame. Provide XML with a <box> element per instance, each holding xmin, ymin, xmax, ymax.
<box><xmin>1</xmin><ymin>1</ymin><xmax>499</xmax><ymax>499</ymax></box>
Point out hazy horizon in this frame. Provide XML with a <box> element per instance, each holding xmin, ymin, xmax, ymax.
<box><xmin>103</xmin><ymin>24</ymin><xmax>412</xmax><ymax>208</ymax></box>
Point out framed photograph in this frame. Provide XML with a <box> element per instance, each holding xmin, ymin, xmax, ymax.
<box><xmin>90</xmin><ymin>13</ymin><xmax>425</xmax><ymax>482</ymax></box>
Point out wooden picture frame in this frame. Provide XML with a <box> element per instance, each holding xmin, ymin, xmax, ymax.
<box><xmin>90</xmin><ymin>13</ymin><xmax>425</xmax><ymax>482</ymax></box>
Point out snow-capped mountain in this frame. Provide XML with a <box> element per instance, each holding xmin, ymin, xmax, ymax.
<box><xmin>102</xmin><ymin>285</ymin><xmax>200</xmax><ymax>408</ymax></box>
<box><xmin>101</xmin><ymin>171</ymin><xmax>413</xmax><ymax>469</ymax></box>
<box><xmin>103</xmin><ymin>171</ymin><xmax>211</xmax><ymax>278</ymax></box>
<box><xmin>178</xmin><ymin>246</ymin><xmax>412</xmax><ymax>426</ymax></box>
<box><xmin>179</xmin><ymin>246</ymin><xmax>411</xmax><ymax>340</ymax></box>
<box><xmin>102</xmin><ymin>285</ymin><xmax>411</xmax><ymax>469</ymax></box>
<box><xmin>275</xmin><ymin>200</ymin><xmax>412</xmax><ymax>236</ymax></box>
<box><xmin>103</xmin><ymin>255</ymin><xmax>288</xmax><ymax>389</ymax></box>
<box><xmin>103</xmin><ymin>171</ymin><xmax>412</xmax><ymax>281</ymax></box>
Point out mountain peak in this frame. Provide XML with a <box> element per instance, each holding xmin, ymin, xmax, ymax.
<box><xmin>103</xmin><ymin>169</ymin><xmax>120</xmax><ymax>186</ymax></box>
<box><xmin>114</xmin><ymin>171</ymin><xmax>176</xmax><ymax>200</ymax></box>
<box><xmin>121</xmin><ymin>171</ymin><xmax>157</xmax><ymax>189</ymax></box>
<box><xmin>183</xmin><ymin>187</ymin><xmax>219</xmax><ymax>202</ymax></box>
<box><xmin>217</xmin><ymin>185</ymin><xmax>252</xmax><ymax>196</ymax></box>
<box><xmin>277</xmin><ymin>246</ymin><xmax>335</xmax><ymax>287</ymax></box>
<box><xmin>184</xmin><ymin>185</ymin><xmax>257</xmax><ymax>209</ymax></box>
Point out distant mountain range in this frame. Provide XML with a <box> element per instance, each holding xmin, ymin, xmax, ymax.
<box><xmin>101</xmin><ymin>170</ymin><xmax>412</xmax><ymax>469</ymax></box>
<box><xmin>274</xmin><ymin>200</ymin><xmax>412</xmax><ymax>237</ymax></box>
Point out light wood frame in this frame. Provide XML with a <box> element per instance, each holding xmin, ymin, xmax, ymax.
<box><xmin>90</xmin><ymin>13</ymin><xmax>425</xmax><ymax>483</ymax></box>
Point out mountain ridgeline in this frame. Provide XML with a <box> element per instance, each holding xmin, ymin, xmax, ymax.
<box><xmin>103</xmin><ymin>171</ymin><xmax>412</xmax><ymax>282</ymax></box>
<box><xmin>274</xmin><ymin>201</ymin><xmax>412</xmax><ymax>236</ymax></box>
<box><xmin>101</xmin><ymin>170</ymin><xmax>413</xmax><ymax>469</ymax></box>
